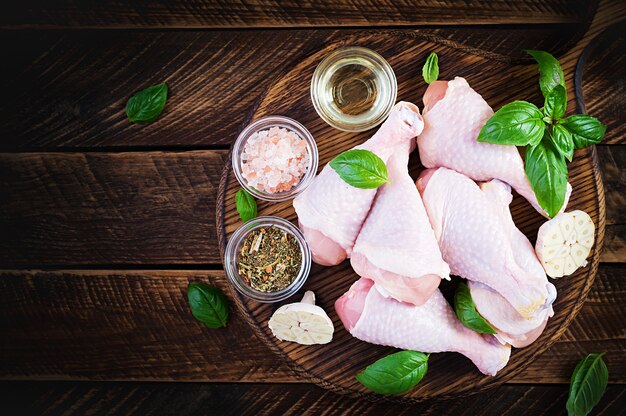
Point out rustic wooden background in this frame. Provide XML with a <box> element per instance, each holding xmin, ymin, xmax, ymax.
<box><xmin>0</xmin><ymin>0</ymin><xmax>624</xmax><ymax>414</ymax></box>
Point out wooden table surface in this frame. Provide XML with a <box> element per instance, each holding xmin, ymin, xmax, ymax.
<box><xmin>0</xmin><ymin>1</ymin><xmax>624</xmax><ymax>414</ymax></box>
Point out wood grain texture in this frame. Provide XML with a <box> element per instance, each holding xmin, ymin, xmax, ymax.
<box><xmin>598</xmin><ymin>146</ymin><xmax>626</xmax><ymax>263</ymax></box>
<box><xmin>1</xmin><ymin>382</ymin><xmax>625</xmax><ymax>416</ymax></box>
<box><xmin>576</xmin><ymin>21</ymin><xmax>626</xmax><ymax>144</ymax></box>
<box><xmin>0</xmin><ymin>0</ymin><xmax>596</xmax><ymax>29</ymax></box>
<box><xmin>216</xmin><ymin>32</ymin><xmax>607</xmax><ymax>402</ymax></box>
<box><xmin>0</xmin><ymin>267</ymin><xmax>622</xmax><ymax>383</ymax></box>
<box><xmin>0</xmin><ymin>151</ymin><xmax>226</xmax><ymax>265</ymax></box>
<box><xmin>0</xmin><ymin>270</ymin><xmax>297</xmax><ymax>382</ymax></box>
<box><xmin>0</xmin><ymin>26</ymin><xmax>594</xmax><ymax>149</ymax></box>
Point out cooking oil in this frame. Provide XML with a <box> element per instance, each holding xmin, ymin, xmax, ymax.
<box><xmin>311</xmin><ymin>47</ymin><xmax>397</xmax><ymax>132</ymax></box>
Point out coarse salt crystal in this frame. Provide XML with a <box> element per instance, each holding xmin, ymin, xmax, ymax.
<box><xmin>241</xmin><ymin>126</ymin><xmax>310</xmax><ymax>194</ymax></box>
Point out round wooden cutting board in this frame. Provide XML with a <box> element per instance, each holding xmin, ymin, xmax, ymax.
<box><xmin>217</xmin><ymin>31</ymin><xmax>605</xmax><ymax>403</ymax></box>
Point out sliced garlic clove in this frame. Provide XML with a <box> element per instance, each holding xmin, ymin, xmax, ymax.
<box><xmin>535</xmin><ymin>210</ymin><xmax>595</xmax><ymax>279</ymax></box>
<box><xmin>268</xmin><ymin>291</ymin><xmax>334</xmax><ymax>345</ymax></box>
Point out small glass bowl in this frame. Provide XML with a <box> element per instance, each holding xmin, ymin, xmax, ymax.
<box><xmin>225</xmin><ymin>216</ymin><xmax>311</xmax><ymax>303</ymax></box>
<box><xmin>311</xmin><ymin>46</ymin><xmax>397</xmax><ymax>132</ymax></box>
<box><xmin>232</xmin><ymin>116</ymin><xmax>319</xmax><ymax>202</ymax></box>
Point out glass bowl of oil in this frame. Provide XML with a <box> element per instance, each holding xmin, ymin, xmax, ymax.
<box><xmin>310</xmin><ymin>46</ymin><xmax>397</xmax><ymax>132</ymax></box>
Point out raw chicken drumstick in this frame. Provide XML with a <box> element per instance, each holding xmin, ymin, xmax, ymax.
<box><xmin>350</xmin><ymin>140</ymin><xmax>450</xmax><ymax>306</ymax></box>
<box><xmin>293</xmin><ymin>102</ymin><xmax>424</xmax><ymax>266</ymax></box>
<box><xmin>466</xmin><ymin>179</ymin><xmax>555</xmax><ymax>348</ymax></box>
<box><xmin>417</xmin><ymin>77</ymin><xmax>570</xmax><ymax>217</ymax></box>
<box><xmin>335</xmin><ymin>278</ymin><xmax>511</xmax><ymax>376</ymax></box>
<box><xmin>417</xmin><ymin>168</ymin><xmax>556</xmax><ymax>320</ymax></box>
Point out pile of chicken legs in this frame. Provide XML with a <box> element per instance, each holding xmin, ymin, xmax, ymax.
<box><xmin>293</xmin><ymin>77</ymin><xmax>565</xmax><ymax>375</ymax></box>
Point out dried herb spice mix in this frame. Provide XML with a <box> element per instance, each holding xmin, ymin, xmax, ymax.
<box><xmin>238</xmin><ymin>226</ymin><xmax>302</xmax><ymax>292</ymax></box>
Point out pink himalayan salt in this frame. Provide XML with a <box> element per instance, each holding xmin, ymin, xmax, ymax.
<box><xmin>241</xmin><ymin>126</ymin><xmax>310</xmax><ymax>194</ymax></box>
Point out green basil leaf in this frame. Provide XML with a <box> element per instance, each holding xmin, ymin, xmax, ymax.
<box><xmin>125</xmin><ymin>83</ymin><xmax>168</xmax><ymax>123</ymax></box>
<box><xmin>454</xmin><ymin>281</ymin><xmax>497</xmax><ymax>334</ymax></box>
<box><xmin>561</xmin><ymin>114</ymin><xmax>607</xmax><ymax>149</ymax></box>
<box><xmin>329</xmin><ymin>149</ymin><xmax>389</xmax><ymax>189</ymax></box>
<box><xmin>544</xmin><ymin>84</ymin><xmax>567</xmax><ymax>120</ymax></box>
<box><xmin>235</xmin><ymin>188</ymin><xmax>257</xmax><ymax>222</ymax></box>
<box><xmin>422</xmin><ymin>52</ymin><xmax>439</xmax><ymax>84</ymax></box>
<box><xmin>477</xmin><ymin>101</ymin><xmax>545</xmax><ymax>146</ymax></box>
<box><xmin>187</xmin><ymin>282</ymin><xmax>229</xmax><ymax>328</ymax></box>
<box><xmin>552</xmin><ymin>125</ymin><xmax>574</xmax><ymax>162</ymax></box>
<box><xmin>525</xmin><ymin>137</ymin><xmax>568</xmax><ymax>218</ymax></box>
<box><xmin>526</xmin><ymin>50</ymin><xmax>566</xmax><ymax>99</ymax></box>
<box><xmin>356</xmin><ymin>351</ymin><xmax>429</xmax><ymax>395</ymax></box>
<box><xmin>566</xmin><ymin>353</ymin><xmax>608</xmax><ymax>416</ymax></box>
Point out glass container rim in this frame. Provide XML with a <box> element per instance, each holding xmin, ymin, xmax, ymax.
<box><xmin>310</xmin><ymin>46</ymin><xmax>397</xmax><ymax>132</ymax></box>
<box><xmin>224</xmin><ymin>216</ymin><xmax>311</xmax><ymax>303</ymax></box>
<box><xmin>232</xmin><ymin>116</ymin><xmax>319</xmax><ymax>202</ymax></box>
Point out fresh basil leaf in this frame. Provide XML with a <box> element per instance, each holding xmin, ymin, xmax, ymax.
<box><xmin>477</xmin><ymin>101</ymin><xmax>545</xmax><ymax>146</ymax></box>
<box><xmin>526</xmin><ymin>50</ymin><xmax>566</xmax><ymax>99</ymax></box>
<box><xmin>566</xmin><ymin>353</ymin><xmax>608</xmax><ymax>416</ymax></box>
<box><xmin>525</xmin><ymin>137</ymin><xmax>568</xmax><ymax>218</ymax></box>
<box><xmin>235</xmin><ymin>188</ymin><xmax>257</xmax><ymax>222</ymax></box>
<box><xmin>544</xmin><ymin>84</ymin><xmax>567</xmax><ymax>120</ymax></box>
<box><xmin>561</xmin><ymin>114</ymin><xmax>607</xmax><ymax>149</ymax></box>
<box><xmin>126</xmin><ymin>82</ymin><xmax>168</xmax><ymax>123</ymax></box>
<box><xmin>329</xmin><ymin>149</ymin><xmax>389</xmax><ymax>189</ymax></box>
<box><xmin>422</xmin><ymin>52</ymin><xmax>439</xmax><ymax>84</ymax></box>
<box><xmin>356</xmin><ymin>351</ymin><xmax>429</xmax><ymax>395</ymax></box>
<box><xmin>552</xmin><ymin>125</ymin><xmax>574</xmax><ymax>162</ymax></box>
<box><xmin>187</xmin><ymin>282</ymin><xmax>229</xmax><ymax>328</ymax></box>
<box><xmin>454</xmin><ymin>281</ymin><xmax>497</xmax><ymax>334</ymax></box>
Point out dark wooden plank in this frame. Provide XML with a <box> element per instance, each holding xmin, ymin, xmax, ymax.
<box><xmin>0</xmin><ymin>270</ymin><xmax>297</xmax><ymax>382</ymax></box>
<box><xmin>0</xmin><ymin>266</ymin><xmax>622</xmax><ymax>383</ymax></box>
<box><xmin>0</xmin><ymin>151</ymin><xmax>226</xmax><ymax>265</ymax></box>
<box><xmin>1</xmin><ymin>382</ymin><xmax>625</xmax><ymax>415</ymax></box>
<box><xmin>0</xmin><ymin>147</ymin><xmax>622</xmax><ymax>267</ymax></box>
<box><xmin>0</xmin><ymin>0</ymin><xmax>596</xmax><ymax>29</ymax></box>
<box><xmin>598</xmin><ymin>145</ymin><xmax>626</xmax><ymax>263</ymax></box>
<box><xmin>0</xmin><ymin>26</ymin><xmax>594</xmax><ymax>149</ymax></box>
<box><xmin>576</xmin><ymin>21</ymin><xmax>626</xmax><ymax>144</ymax></box>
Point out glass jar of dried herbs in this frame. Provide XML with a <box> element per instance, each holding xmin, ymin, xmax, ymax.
<box><xmin>237</xmin><ymin>226</ymin><xmax>303</xmax><ymax>292</ymax></box>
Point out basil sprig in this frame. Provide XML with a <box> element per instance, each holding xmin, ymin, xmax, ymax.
<box><xmin>422</xmin><ymin>52</ymin><xmax>439</xmax><ymax>84</ymax></box>
<box><xmin>566</xmin><ymin>353</ymin><xmax>608</xmax><ymax>416</ymax></box>
<box><xmin>235</xmin><ymin>188</ymin><xmax>257</xmax><ymax>222</ymax></box>
<box><xmin>126</xmin><ymin>82</ymin><xmax>168</xmax><ymax>123</ymax></box>
<box><xmin>356</xmin><ymin>350</ymin><xmax>429</xmax><ymax>395</ymax></box>
<box><xmin>477</xmin><ymin>50</ymin><xmax>606</xmax><ymax>217</ymax></box>
<box><xmin>329</xmin><ymin>149</ymin><xmax>389</xmax><ymax>189</ymax></box>
<box><xmin>453</xmin><ymin>281</ymin><xmax>496</xmax><ymax>334</ymax></box>
<box><xmin>187</xmin><ymin>282</ymin><xmax>229</xmax><ymax>328</ymax></box>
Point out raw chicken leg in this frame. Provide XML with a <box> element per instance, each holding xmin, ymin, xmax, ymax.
<box><xmin>466</xmin><ymin>180</ymin><xmax>556</xmax><ymax>348</ymax></box>
<box><xmin>417</xmin><ymin>168</ymin><xmax>556</xmax><ymax>319</ymax></box>
<box><xmin>335</xmin><ymin>278</ymin><xmax>511</xmax><ymax>376</ymax></box>
<box><xmin>417</xmin><ymin>77</ymin><xmax>570</xmax><ymax>216</ymax></box>
<box><xmin>350</xmin><ymin>140</ymin><xmax>450</xmax><ymax>306</ymax></box>
<box><xmin>293</xmin><ymin>102</ymin><xmax>424</xmax><ymax>266</ymax></box>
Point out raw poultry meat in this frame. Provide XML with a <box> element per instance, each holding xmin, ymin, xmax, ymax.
<box><xmin>335</xmin><ymin>278</ymin><xmax>511</xmax><ymax>376</ymax></box>
<box><xmin>469</xmin><ymin>281</ymin><xmax>552</xmax><ymax>348</ymax></box>
<box><xmin>417</xmin><ymin>168</ymin><xmax>556</xmax><ymax>320</ymax></box>
<box><xmin>350</xmin><ymin>140</ymin><xmax>450</xmax><ymax>306</ymax></box>
<box><xmin>417</xmin><ymin>77</ymin><xmax>570</xmax><ymax>216</ymax></box>
<box><xmin>293</xmin><ymin>102</ymin><xmax>424</xmax><ymax>266</ymax></box>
